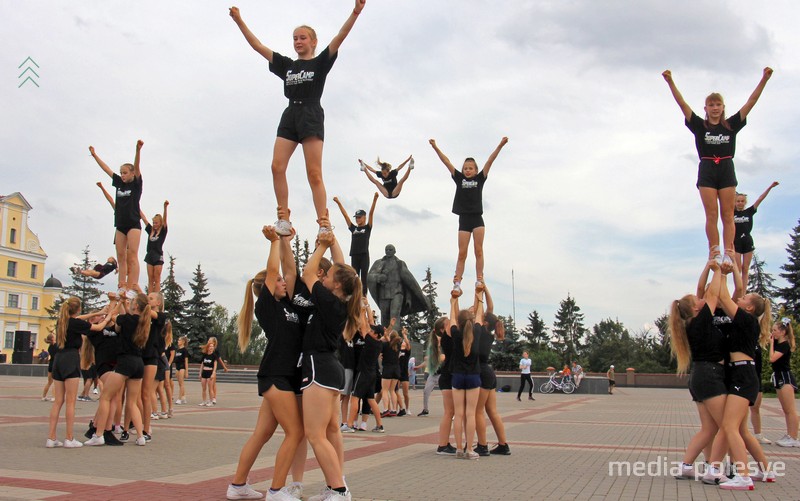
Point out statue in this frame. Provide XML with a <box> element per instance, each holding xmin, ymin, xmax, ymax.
<box><xmin>366</xmin><ymin>244</ymin><xmax>429</xmax><ymax>327</ymax></box>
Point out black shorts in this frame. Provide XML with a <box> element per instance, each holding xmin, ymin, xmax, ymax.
<box><xmin>608</xmin><ymin>379</ymin><xmax>616</xmax><ymax>387</ymax></box>
<box><xmin>352</xmin><ymin>371</ymin><xmax>377</xmax><ymax>400</ymax></box>
<box><xmin>399</xmin><ymin>370</ymin><xmax>409</xmax><ymax>383</ymax></box>
<box><xmin>143</xmin><ymin>357</ymin><xmax>158</xmax><ymax>367</ymax></box>
<box><xmin>480</xmin><ymin>364</ymin><xmax>497</xmax><ymax>390</ymax></box>
<box><xmin>439</xmin><ymin>372</ymin><xmax>453</xmax><ymax>390</ymax></box>
<box><xmin>452</xmin><ymin>373</ymin><xmax>481</xmax><ymax>390</ymax></box>
<box><xmin>201</xmin><ymin>369</ymin><xmax>213</xmax><ymax>379</ymax></box>
<box><xmin>688</xmin><ymin>361</ymin><xmax>727</xmax><ymax>402</ymax></box>
<box><xmin>772</xmin><ymin>371</ymin><xmax>797</xmax><ymax>391</ymax></box>
<box><xmin>734</xmin><ymin>234</ymin><xmax>755</xmax><ymax>254</ymax></box>
<box><xmin>114</xmin><ymin>223</ymin><xmax>142</xmax><ymax>243</ymax></box>
<box><xmin>81</xmin><ymin>365</ymin><xmax>98</xmax><ymax>381</ymax></box>
<box><xmin>144</xmin><ymin>251</ymin><xmax>164</xmax><ymax>266</ymax></box>
<box><xmin>382</xmin><ymin>365</ymin><xmax>400</xmax><ymax>380</ymax></box>
<box><xmin>276</xmin><ymin>102</ymin><xmax>325</xmax><ymax>143</ymax></box>
<box><xmin>48</xmin><ymin>358</ymin><xmax>54</xmax><ymax>373</ymax></box>
<box><xmin>52</xmin><ymin>350</ymin><xmax>81</xmax><ymax>382</ymax></box>
<box><xmin>696</xmin><ymin>160</ymin><xmax>737</xmax><ymax>190</ymax></box>
<box><xmin>301</xmin><ymin>352</ymin><xmax>344</xmax><ymax>391</ymax></box>
<box><xmin>155</xmin><ymin>363</ymin><xmax>166</xmax><ymax>382</ymax></box>
<box><xmin>258</xmin><ymin>374</ymin><xmax>302</xmax><ymax>396</ymax></box>
<box><xmin>727</xmin><ymin>361</ymin><xmax>759</xmax><ymax>406</ymax></box>
<box><xmin>383</xmin><ymin>180</ymin><xmax>399</xmax><ymax>199</ymax></box>
<box><xmin>115</xmin><ymin>354</ymin><xmax>144</xmax><ymax>380</ymax></box>
<box><xmin>374</xmin><ymin>372</ymin><xmax>382</xmax><ymax>393</ymax></box>
<box><xmin>97</xmin><ymin>362</ymin><xmax>116</xmax><ymax>378</ymax></box>
<box><xmin>458</xmin><ymin>214</ymin><xmax>485</xmax><ymax>232</ymax></box>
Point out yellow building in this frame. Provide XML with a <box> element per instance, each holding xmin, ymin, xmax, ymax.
<box><xmin>0</xmin><ymin>192</ymin><xmax>61</xmax><ymax>362</ymax></box>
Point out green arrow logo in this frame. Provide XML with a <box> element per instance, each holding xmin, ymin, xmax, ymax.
<box><xmin>18</xmin><ymin>57</ymin><xmax>40</xmax><ymax>88</ymax></box>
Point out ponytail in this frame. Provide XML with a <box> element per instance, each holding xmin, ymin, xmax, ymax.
<box><xmin>56</xmin><ymin>297</ymin><xmax>81</xmax><ymax>349</ymax></box>
<box><xmin>80</xmin><ymin>341</ymin><xmax>95</xmax><ymax>370</ymax></box>
<box><xmin>132</xmin><ymin>293</ymin><xmax>152</xmax><ymax>348</ymax></box>
<box><xmin>331</xmin><ymin>264</ymin><xmax>363</xmax><ymax>342</ymax></box>
<box><xmin>457</xmin><ymin>309</ymin><xmax>474</xmax><ymax>357</ymax></box>
<box><xmin>164</xmin><ymin>320</ymin><xmax>173</xmax><ymax>347</ymax></box>
<box><xmin>668</xmin><ymin>295</ymin><xmax>694</xmax><ymax>375</ymax></box>
<box><xmin>747</xmin><ymin>293</ymin><xmax>772</xmax><ymax>348</ymax></box>
<box><xmin>238</xmin><ymin>270</ymin><xmax>266</xmax><ymax>352</ymax></box>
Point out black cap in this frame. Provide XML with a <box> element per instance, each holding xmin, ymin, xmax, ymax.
<box><xmin>354</xmin><ymin>209</ymin><xmax>367</xmax><ymax>217</ymax></box>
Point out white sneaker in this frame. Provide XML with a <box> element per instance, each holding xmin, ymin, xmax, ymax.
<box><xmin>409</xmin><ymin>158</ymin><xmax>415</xmax><ymax>170</ymax></box>
<box><xmin>226</xmin><ymin>483</ymin><xmax>263</xmax><ymax>500</ymax></box>
<box><xmin>701</xmin><ymin>467</ymin><xmax>723</xmax><ymax>485</ymax></box>
<box><xmin>719</xmin><ymin>474</ymin><xmax>754</xmax><ymax>490</ymax></box>
<box><xmin>452</xmin><ymin>282</ymin><xmax>462</xmax><ymax>294</ymax></box>
<box><xmin>64</xmin><ymin>439</ymin><xmax>83</xmax><ymax>448</ymax></box>
<box><xmin>175</xmin><ymin>398</ymin><xmax>182</xmax><ymax>405</ymax></box>
<box><xmin>198</xmin><ymin>401</ymin><xmax>207</xmax><ymax>407</ymax></box>
<box><xmin>358</xmin><ymin>421</ymin><xmax>368</xmax><ymax>431</ymax></box>
<box><xmin>124</xmin><ymin>289</ymin><xmax>137</xmax><ymax>300</ymax></box>
<box><xmin>275</xmin><ymin>219</ymin><xmax>293</xmax><ymax>236</ymax></box>
<box><xmin>84</xmin><ymin>435</ymin><xmax>105</xmax><ymax>446</ymax></box>
<box><xmin>359</xmin><ymin>160</ymin><xmax>365</xmax><ymax>172</ymax></box>
<box><xmin>151</xmin><ymin>412</ymin><xmax>159</xmax><ymax>420</ymax></box>
<box><xmin>776</xmin><ymin>434</ymin><xmax>797</xmax><ymax>447</ymax></box>
<box><xmin>211</xmin><ymin>398</ymin><xmax>217</xmax><ymax>405</ymax></box>
<box><xmin>754</xmin><ymin>433</ymin><xmax>772</xmax><ymax>444</ymax></box>
<box><xmin>751</xmin><ymin>469</ymin><xmax>776</xmax><ymax>482</ymax></box>
<box><xmin>92</xmin><ymin>388</ymin><xmax>99</xmax><ymax>395</ymax></box>
<box><xmin>308</xmin><ymin>487</ymin><xmax>351</xmax><ymax>501</ymax></box>
<box><xmin>340</xmin><ymin>423</ymin><xmax>350</xmax><ymax>432</ymax></box>
<box><xmin>45</xmin><ymin>438</ymin><xmax>63</xmax><ymax>448</ymax></box>
<box><xmin>674</xmin><ymin>464</ymin><xmax>696</xmax><ymax>480</ymax></box>
<box><xmin>266</xmin><ymin>486</ymin><xmax>302</xmax><ymax>501</ymax></box>
<box><xmin>159</xmin><ymin>411</ymin><xmax>168</xmax><ymax>418</ymax></box>
<box><xmin>136</xmin><ymin>436</ymin><xmax>147</xmax><ymax>446</ymax></box>
<box><xmin>286</xmin><ymin>482</ymin><xmax>303</xmax><ymax>499</ymax></box>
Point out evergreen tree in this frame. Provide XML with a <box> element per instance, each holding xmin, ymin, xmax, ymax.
<box><xmin>778</xmin><ymin>221</ymin><xmax>800</xmax><ymax>319</ymax></box>
<box><xmin>183</xmin><ymin>263</ymin><xmax>215</xmax><ymax>361</ymax></box>
<box><xmin>161</xmin><ymin>256</ymin><xmax>187</xmax><ymax>339</ymax></box>
<box><xmin>292</xmin><ymin>235</ymin><xmax>311</xmax><ymax>271</ymax></box>
<box><xmin>218</xmin><ymin>310</ymin><xmax>267</xmax><ymax>365</ymax></box>
<box><xmin>650</xmin><ymin>313</ymin><xmax>676</xmax><ymax>373</ymax></box>
<box><xmin>748</xmin><ymin>252</ymin><xmax>779</xmax><ymax>301</ymax></box>
<box><xmin>521</xmin><ymin>310</ymin><xmax>548</xmax><ymax>350</ymax></box>
<box><xmin>551</xmin><ymin>294</ymin><xmax>586</xmax><ymax>365</ymax></box>
<box><xmin>48</xmin><ymin>246</ymin><xmax>106</xmax><ymax>318</ymax></box>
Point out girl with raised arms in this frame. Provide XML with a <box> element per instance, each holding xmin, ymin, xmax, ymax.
<box><xmin>734</xmin><ymin>181</ymin><xmax>778</xmax><ymax>293</ymax></box>
<box><xmin>229</xmin><ymin>0</ymin><xmax>366</xmax><ymax>236</ymax></box>
<box><xmin>359</xmin><ymin>155</ymin><xmax>414</xmax><ymax>199</ymax></box>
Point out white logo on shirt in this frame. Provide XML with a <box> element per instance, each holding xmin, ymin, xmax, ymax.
<box><xmin>733</xmin><ymin>215</ymin><xmax>750</xmax><ymax>224</ymax></box>
<box><xmin>461</xmin><ymin>179</ymin><xmax>479</xmax><ymax>189</ymax></box>
<box><xmin>704</xmin><ymin>132</ymin><xmax>731</xmax><ymax>145</ymax></box>
<box><xmin>292</xmin><ymin>294</ymin><xmax>313</xmax><ymax>308</ymax></box>
<box><xmin>284</xmin><ymin>308</ymin><xmax>300</xmax><ymax>324</ymax></box>
<box><xmin>117</xmin><ymin>189</ymin><xmax>132</xmax><ymax>197</ymax></box>
<box><xmin>286</xmin><ymin>69</ymin><xmax>315</xmax><ymax>85</ymax></box>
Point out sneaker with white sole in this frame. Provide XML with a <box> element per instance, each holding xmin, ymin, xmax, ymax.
<box><xmin>265</xmin><ymin>486</ymin><xmax>301</xmax><ymax>501</ymax></box>
<box><xmin>92</xmin><ymin>388</ymin><xmax>99</xmax><ymax>395</ymax></box>
<box><xmin>701</xmin><ymin>467</ymin><xmax>723</xmax><ymax>485</ymax></box>
<box><xmin>84</xmin><ymin>435</ymin><xmax>105</xmax><ymax>446</ymax></box>
<box><xmin>151</xmin><ymin>412</ymin><xmax>159</xmax><ymax>420</ymax></box>
<box><xmin>462</xmin><ymin>450</ymin><xmax>479</xmax><ymax>460</ymax></box>
<box><xmin>358</xmin><ymin>421</ymin><xmax>368</xmax><ymax>431</ymax></box>
<box><xmin>45</xmin><ymin>438</ymin><xmax>63</xmax><ymax>448</ymax></box>
<box><xmin>341</xmin><ymin>425</ymin><xmax>356</xmax><ymax>433</ymax></box>
<box><xmin>135</xmin><ymin>436</ymin><xmax>146</xmax><ymax>446</ymax></box>
<box><xmin>371</xmin><ymin>425</ymin><xmax>385</xmax><ymax>433</ymax></box>
<box><xmin>175</xmin><ymin>398</ymin><xmax>182</xmax><ymax>405</ymax></box>
<box><xmin>359</xmin><ymin>160</ymin><xmax>365</xmax><ymax>172</ymax></box>
<box><xmin>776</xmin><ymin>434</ymin><xmax>799</xmax><ymax>447</ymax></box>
<box><xmin>226</xmin><ymin>483</ymin><xmax>263</xmax><ymax>500</ymax></box>
<box><xmin>198</xmin><ymin>401</ymin><xmax>208</xmax><ymax>407</ymax></box>
<box><xmin>275</xmin><ymin>219</ymin><xmax>293</xmax><ymax>236</ymax></box>
<box><xmin>64</xmin><ymin>439</ymin><xmax>83</xmax><ymax>448</ymax></box>
<box><xmin>409</xmin><ymin>158</ymin><xmax>415</xmax><ymax>170</ymax></box>
<box><xmin>751</xmin><ymin>469</ymin><xmax>776</xmax><ymax>482</ymax></box>
<box><xmin>754</xmin><ymin>433</ymin><xmax>772</xmax><ymax>444</ymax></box>
<box><xmin>452</xmin><ymin>282</ymin><xmax>462</xmax><ymax>295</ymax></box>
<box><xmin>339</xmin><ymin>423</ymin><xmax>350</xmax><ymax>432</ymax></box>
<box><xmin>308</xmin><ymin>487</ymin><xmax>350</xmax><ymax>501</ymax></box>
<box><xmin>286</xmin><ymin>482</ymin><xmax>303</xmax><ymax>499</ymax></box>
<box><xmin>719</xmin><ymin>475</ymin><xmax>754</xmax><ymax>490</ymax></box>
<box><xmin>674</xmin><ymin>463</ymin><xmax>696</xmax><ymax>480</ymax></box>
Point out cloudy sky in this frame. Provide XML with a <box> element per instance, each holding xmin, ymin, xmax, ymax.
<box><xmin>3</xmin><ymin>1</ymin><xmax>797</xmax><ymax>337</ymax></box>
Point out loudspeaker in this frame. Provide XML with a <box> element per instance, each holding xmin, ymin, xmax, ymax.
<box><xmin>12</xmin><ymin>351</ymin><xmax>33</xmax><ymax>364</ymax></box>
<box><xmin>14</xmin><ymin>331</ymin><xmax>32</xmax><ymax>352</ymax></box>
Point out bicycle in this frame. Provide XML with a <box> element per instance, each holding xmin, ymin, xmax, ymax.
<box><xmin>539</xmin><ymin>372</ymin><xmax>575</xmax><ymax>394</ymax></box>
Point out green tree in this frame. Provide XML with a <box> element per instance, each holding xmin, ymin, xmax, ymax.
<box><xmin>292</xmin><ymin>235</ymin><xmax>311</xmax><ymax>271</ymax></box>
<box><xmin>183</xmin><ymin>263</ymin><xmax>215</xmax><ymax>361</ymax></box>
<box><xmin>748</xmin><ymin>252</ymin><xmax>779</xmax><ymax>301</ymax></box>
<box><xmin>161</xmin><ymin>256</ymin><xmax>187</xmax><ymax>340</ymax></box>
<box><xmin>520</xmin><ymin>310</ymin><xmax>548</xmax><ymax>350</ymax></box>
<box><xmin>583</xmin><ymin>318</ymin><xmax>629</xmax><ymax>372</ymax></box>
<box><xmin>551</xmin><ymin>294</ymin><xmax>586</xmax><ymax>364</ymax></box>
<box><xmin>48</xmin><ymin>246</ymin><xmax>106</xmax><ymax>318</ymax></box>
<box><xmin>778</xmin><ymin>220</ymin><xmax>800</xmax><ymax>319</ymax></box>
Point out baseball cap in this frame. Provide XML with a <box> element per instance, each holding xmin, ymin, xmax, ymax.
<box><xmin>354</xmin><ymin>209</ymin><xmax>366</xmax><ymax>217</ymax></box>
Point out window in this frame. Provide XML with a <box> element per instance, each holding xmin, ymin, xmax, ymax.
<box><xmin>31</xmin><ymin>264</ymin><xmax>38</xmax><ymax>279</ymax></box>
<box><xmin>3</xmin><ymin>332</ymin><xmax>13</xmax><ymax>350</ymax></box>
<box><xmin>7</xmin><ymin>261</ymin><xmax>17</xmax><ymax>277</ymax></box>
<box><xmin>9</xmin><ymin>228</ymin><xmax>16</xmax><ymax>244</ymax></box>
<box><xmin>8</xmin><ymin>294</ymin><xmax>19</xmax><ymax>308</ymax></box>
<box><xmin>31</xmin><ymin>296</ymin><xmax>39</xmax><ymax>310</ymax></box>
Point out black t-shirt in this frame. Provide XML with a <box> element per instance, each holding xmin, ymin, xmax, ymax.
<box><xmin>145</xmin><ymin>224</ymin><xmax>168</xmax><ymax>255</ymax></box>
<box><xmin>48</xmin><ymin>342</ymin><xmax>59</xmax><ymax>358</ymax></box>
<box><xmin>269</xmin><ymin>46</ymin><xmax>338</xmax><ymax>101</ymax></box>
<box><xmin>451</xmin><ymin>170</ymin><xmax>486</xmax><ymax>215</ymax></box>
<box><xmin>62</xmin><ymin>318</ymin><xmax>91</xmax><ymax>350</ymax></box>
<box><xmin>302</xmin><ymin>281</ymin><xmax>346</xmax><ymax>354</ymax></box>
<box><xmin>143</xmin><ymin>312</ymin><xmax>167</xmax><ymax>359</ymax></box>
<box><xmin>348</xmin><ymin>224</ymin><xmax>372</xmax><ymax>256</ymax></box>
<box><xmin>173</xmin><ymin>347</ymin><xmax>188</xmax><ymax>369</ymax></box>
<box><xmin>357</xmin><ymin>333</ymin><xmax>382</xmax><ymax>374</ymax></box>
<box><xmin>86</xmin><ymin>328</ymin><xmax>121</xmax><ymax>366</ymax></box>
<box><xmin>449</xmin><ymin>325</ymin><xmax>481</xmax><ymax>375</ymax></box>
<box><xmin>726</xmin><ymin>309</ymin><xmax>759</xmax><ymax>359</ymax></box>
<box><xmin>439</xmin><ymin>333</ymin><xmax>453</xmax><ymax>375</ymax></box>
<box><xmin>254</xmin><ymin>286</ymin><xmax>304</xmax><ymax>377</ymax></box>
<box><xmin>93</xmin><ymin>262</ymin><xmax>117</xmax><ymax>279</ymax></box>
<box><xmin>111</xmin><ymin>173</ymin><xmax>143</xmax><ymax>227</ymax></box>
<box><xmin>687</xmin><ymin>305</ymin><xmax>726</xmax><ymax>363</ymax></box>
<box><xmin>201</xmin><ymin>351</ymin><xmax>218</xmax><ymax>371</ymax></box>
<box><xmin>772</xmin><ymin>341</ymin><xmax>792</xmax><ymax>372</ymax></box>
<box><xmin>685</xmin><ymin>111</ymin><xmax>746</xmax><ymax>163</ymax></box>
<box><xmin>399</xmin><ymin>347</ymin><xmax>411</xmax><ymax>378</ymax></box>
<box><xmin>477</xmin><ymin>324</ymin><xmax>494</xmax><ymax>365</ymax></box>
<box><xmin>164</xmin><ymin>344</ymin><xmax>175</xmax><ymax>364</ymax></box>
<box><xmin>290</xmin><ymin>280</ymin><xmax>316</xmax><ymax>324</ymax></box>
<box><xmin>377</xmin><ymin>169</ymin><xmax>398</xmax><ymax>192</ymax></box>
<box><xmin>339</xmin><ymin>336</ymin><xmax>356</xmax><ymax>370</ymax></box>
<box><xmin>381</xmin><ymin>341</ymin><xmax>400</xmax><ymax>368</ymax></box>
<box><xmin>734</xmin><ymin>206</ymin><xmax>757</xmax><ymax>239</ymax></box>
<box><xmin>116</xmin><ymin>314</ymin><xmax>143</xmax><ymax>357</ymax></box>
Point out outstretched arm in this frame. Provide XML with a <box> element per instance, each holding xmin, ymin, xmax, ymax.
<box><xmin>696</xmin><ymin>262</ymin><xmax>711</xmax><ymax>299</ymax></box>
<box><xmin>367</xmin><ymin>192</ymin><xmax>378</xmax><ymax>226</ymax></box>
<box><xmin>96</xmin><ymin>182</ymin><xmax>115</xmax><ymax>209</ymax></box>
<box><xmin>449</xmin><ymin>293</ymin><xmax>460</xmax><ymax>326</ymax></box>
<box><xmin>133</xmin><ymin>140</ymin><xmax>143</xmax><ymax>178</ymax></box>
<box><xmin>662</xmin><ymin>70</ymin><xmax>694</xmax><ymax>122</ymax></box>
<box><xmin>162</xmin><ymin>200</ymin><xmax>169</xmax><ymax>227</ymax></box>
<box><xmin>328</xmin><ymin>0</ymin><xmax>366</xmax><ymax>55</ymax></box>
<box><xmin>739</xmin><ymin>67</ymin><xmax>774</xmax><ymax>120</ymax></box>
<box><xmin>229</xmin><ymin>7</ymin><xmax>274</xmax><ymax>62</ymax></box>
<box><xmin>262</xmin><ymin>225</ymin><xmax>281</xmax><ymax>296</ymax></box>
<box><xmin>429</xmin><ymin>139</ymin><xmax>456</xmax><ymax>176</ymax></box>
<box><xmin>89</xmin><ymin>146</ymin><xmax>114</xmax><ymax>178</ymax></box>
<box><xmin>705</xmin><ymin>259</ymin><xmax>723</xmax><ymax>313</ymax></box>
<box><xmin>474</xmin><ymin>287</ymin><xmax>485</xmax><ymax>325</ymax></box>
<box><xmin>279</xmin><ymin>230</ymin><xmax>297</xmax><ymax>297</ymax></box>
<box><xmin>484</xmin><ymin>284</ymin><xmax>494</xmax><ymax>316</ymax></box>
<box><xmin>752</xmin><ymin>181</ymin><xmax>779</xmax><ymax>210</ymax></box>
<box><xmin>332</xmin><ymin>197</ymin><xmax>353</xmax><ymax>227</ymax></box>
<box><xmin>481</xmin><ymin>137</ymin><xmax>508</xmax><ymax>178</ymax></box>
<box><xmin>302</xmin><ymin>231</ymin><xmax>334</xmax><ymax>290</ymax></box>
<box><xmin>730</xmin><ymin>256</ymin><xmax>745</xmax><ymax>300</ymax></box>
<box><xmin>139</xmin><ymin>210</ymin><xmax>150</xmax><ymax>228</ymax></box>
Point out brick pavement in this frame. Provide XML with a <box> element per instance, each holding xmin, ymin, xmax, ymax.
<box><xmin>0</xmin><ymin>376</ymin><xmax>798</xmax><ymax>500</ymax></box>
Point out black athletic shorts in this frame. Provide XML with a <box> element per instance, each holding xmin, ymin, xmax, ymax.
<box><xmin>480</xmin><ymin>363</ymin><xmax>497</xmax><ymax>390</ymax></box>
<box><xmin>352</xmin><ymin>371</ymin><xmax>377</xmax><ymax>400</ymax></box>
<box><xmin>734</xmin><ymin>234</ymin><xmax>755</xmax><ymax>254</ymax></box>
<box><xmin>301</xmin><ymin>352</ymin><xmax>345</xmax><ymax>392</ymax></box>
<box><xmin>696</xmin><ymin>160</ymin><xmax>737</xmax><ymax>190</ymax></box>
<box><xmin>81</xmin><ymin>365</ymin><xmax>98</xmax><ymax>381</ymax></box>
<box><xmin>115</xmin><ymin>354</ymin><xmax>144</xmax><ymax>380</ymax></box>
<box><xmin>772</xmin><ymin>371</ymin><xmax>797</xmax><ymax>391</ymax></box>
<box><xmin>201</xmin><ymin>369</ymin><xmax>213</xmax><ymax>379</ymax></box>
<box><xmin>688</xmin><ymin>361</ymin><xmax>727</xmax><ymax>402</ymax></box>
<box><xmin>374</xmin><ymin>372</ymin><xmax>382</xmax><ymax>393</ymax></box>
<box><xmin>277</xmin><ymin>101</ymin><xmax>325</xmax><ymax>143</ymax></box>
<box><xmin>727</xmin><ymin>361</ymin><xmax>759</xmax><ymax>406</ymax></box>
<box><xmin>144</xmin><ymin>251</ymin><xmax>164</xmax><ymax>266</ymax></box>
<box><xmin>458</xmin><ymin>214</ymin><xmax>485</xmax><ymax>233</ymax></box>
<box><xmin>155</xmin><ymin>361</ymin><xmax>166</xmax><ymax>382</ymax></box>
<box><xmin>143</xmin><ymin>357</ymin><xmax>158</xmax><ymax>367</ymax></box>
<box><xmin>114</xmin><ymin>223</ymin><xmax>141</xmax><ymax>244</ymax></box>
<box><xmin>97</xmin><ymin>362</ymin><xmax>116</xmax><ymax>378</ymax></box>
<box><xmin>52</xmin><ymin>350</ymin><xmax>81</xmax><ymax>382</ymax></box>
<box><xmin>258</xmin><ymin>374</ymin><xmax>302</xmax><ymax>396</ymax></box>
<box><xmin>438</xmin><ymin>372</ymin><xmax>453</xmax><ymax>391</ymax></box>
<box><xmin>381</xmin><ymin>365</ymin><xmax>401</xmax><ymax>380</ymax></box>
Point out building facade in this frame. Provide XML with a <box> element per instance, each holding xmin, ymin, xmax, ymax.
<box><xmin>0</xmin><ymin>193</ymin><xmax>61</xmax><ymax>361</ymax></box>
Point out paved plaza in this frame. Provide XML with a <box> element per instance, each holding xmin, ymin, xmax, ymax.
<box><xmin>1</xmin><ymin>375</ymin><xmax>798</xmax><ymax>500</ymax></box>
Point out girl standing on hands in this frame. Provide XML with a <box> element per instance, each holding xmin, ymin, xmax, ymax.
<box><xmin>230</xmin><ymin>1</ymin><xmax>367</xmax><ymax>236</ymax></box>
<box><xmin>662</xmin><ymin>68</ymin><xmax>773</xmax><ymax>267</ymax></box>
<box><xmin>332</xmin><ymin>193</ymin><xmax>378</xmax><ymax>293</ymax></box>
<box><xmin>430</xmin><ymin>137</ymin><xmax>508</xmax><ymax>293</ymax></box>
<box><xmin>141</xmin><ymin>200</ymin><xmax>169</xmax><ymax>293</ymax></box>
<box><xmin>90</xmin><ymin>140</ymin><xmax>144</xmax><ymax>292</ymax></box>
<box><xmin>734</xmin><ymin>181</ymin><xmax>779</xmax><ymax>293</ymax></box>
